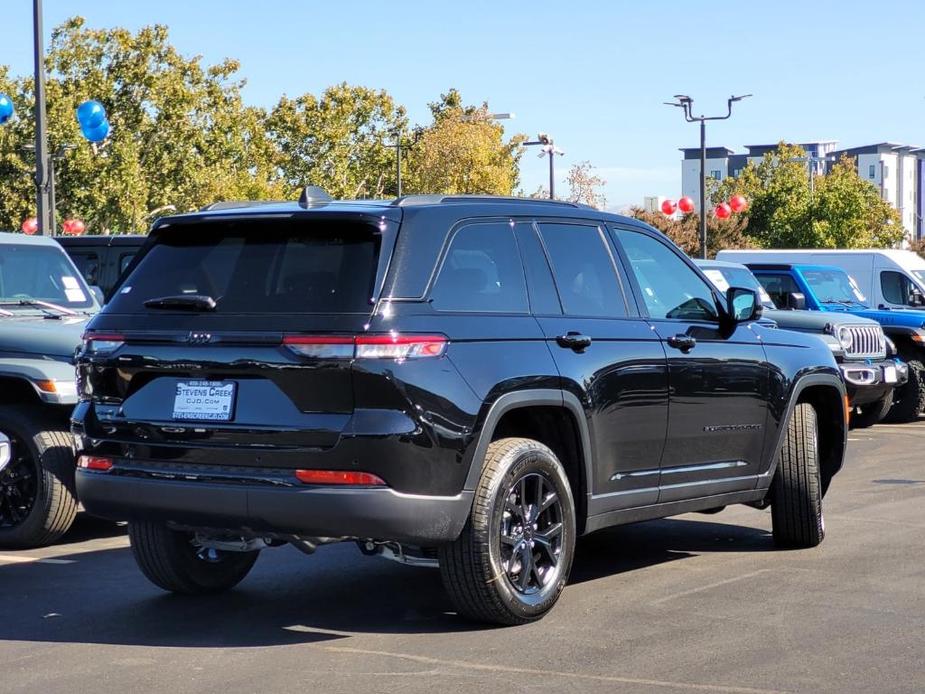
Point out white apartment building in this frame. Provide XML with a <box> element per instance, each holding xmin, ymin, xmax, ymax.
<box><xmin>678</xmin><ymin>141</ymin><xmax>925</xmax><ymax>239</ymax></box>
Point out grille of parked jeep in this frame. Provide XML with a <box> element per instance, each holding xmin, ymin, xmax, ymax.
<box><xmin>845</xmin><ymin>325</ymin><xmax>886</xmax><ymax>359</ymax></box>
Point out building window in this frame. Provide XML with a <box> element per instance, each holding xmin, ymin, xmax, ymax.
<box><xmin>732</xmin><ymin>168</ymin><xmax>741</xmax><ymax>177</ymax></box>
<box><xmin>883</xmin><ymin>165</ymin><xmax>889</xmax><ymax>178</ymax></box>
<box><xmin>710</xmin><ymin>170</ymin><xmax>722</xmax><ymax>180</ymax></box>
<box><xmin>869</xmin><ymin>164</ymin><xmax>876</xmax><ymax>179</ymax></box>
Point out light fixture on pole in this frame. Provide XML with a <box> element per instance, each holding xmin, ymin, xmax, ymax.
<box><xmin>665</xmin><ymin>93</ymin><xmax>751</xmax><ymax>258</ymax></box>
<box><xmin>523</xmin><ymin>133</ymin><xmax>564</xmax><ymax>200</ymax></box>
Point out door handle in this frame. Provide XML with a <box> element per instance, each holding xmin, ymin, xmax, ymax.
<box><xmin>667</xmin><ymin>334</ymin><xmax>696</xmax><ymax>352</ymax></box>
<box><xmin>556</xmin><ymin>332</ymin><xmax>592</xmax><ymax>352</ymax></box>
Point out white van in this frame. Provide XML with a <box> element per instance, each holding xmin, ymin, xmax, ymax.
<box><xmin>716</xmin><ymin>249</ymin><xmax>925</xmax><ymax>310</ymax></box>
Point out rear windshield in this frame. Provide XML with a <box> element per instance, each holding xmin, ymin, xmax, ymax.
<box><xmin>0</xmin><ymin>244</ymin><xmax>95</xmax><ymax>309</ymax></box>
<box><xmin>107</xmin><ymin>219</ymin><xmax>380</xmax><ymax>314</ymax></box>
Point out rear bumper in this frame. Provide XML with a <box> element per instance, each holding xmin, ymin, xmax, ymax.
<box><xmin>76</xmin><ymin>467</ymin><xmax>473</xmax><ymax>545</ymax></box>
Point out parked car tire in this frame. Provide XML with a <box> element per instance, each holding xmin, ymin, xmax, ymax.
<box><xmin>439</xmin><ymin>437</ymin><xmax>576</xmax><ymax>625</ymax></box>
<box><xmin>0</xmin><ymin>405</ymin><xmax>77</xmax><ymax>548</ymax></box>
<box><xmin>884</xmin><ymin>359</ymin><xmax>925</xmax><ymax>424</ymax></box>
<box><xmin>851</xmin><ymin>393</ymin><xmax>892</xmax><ymax>429</ymax></box>
<box><xmin>771</xmin><ymin>403</ymin><xmax>824</xmax><ymax>549</ymax></box>
<box><xmin>128</xmin><ymin>520</ymin><xmax>260</xmax><ymax>594</ymax></box>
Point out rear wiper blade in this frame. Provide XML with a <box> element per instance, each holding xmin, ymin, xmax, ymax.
<box><xmin>0</xmin><ymin>299</ymin><xmax>77</xmax><ymax>316</ymax></box>
<box><xmin>144</xmin><ymin>294</ymin><xmax>217</xmax><ymax>311</ymax></box>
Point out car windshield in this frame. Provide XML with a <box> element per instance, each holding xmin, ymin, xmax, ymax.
<box><xmin>0</xmin><ymin>243</ymin><xmax>96</xmax><ymax>310</ymax></box>
<box><xmin>801</xmin><ymin>268</ymin><xmax>866</xmax><ymax>305</ymax></box>
<box><xmin>701</xmin><ymin>266</ymin><xmax>776</xmax><ymax>309</ymax></box>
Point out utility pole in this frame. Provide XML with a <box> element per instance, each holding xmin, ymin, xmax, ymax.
<box><xmin>33</xmin><ymin>0</ymin><xmax>53</xmax><ymax>236</ymax></box>
<box><xmin>395</xmin><ymin>138</ymin><xmax>402</xmax><ymax>197</ymax></box>
<box><xmin>665</xmin><ymin>94</ymin><xmax>751</xmax><ymax>258</ymax></box>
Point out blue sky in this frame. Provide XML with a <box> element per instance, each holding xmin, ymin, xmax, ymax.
<box><xmin>4</xmin><ymin>0</ymin><xmax>924</xmax><ymax>208</ymax></box>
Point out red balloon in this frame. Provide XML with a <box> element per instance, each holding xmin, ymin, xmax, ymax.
<box><xmin>61</xmin><ymin>219</ymin><xmax>73</xmax><ymax>234</ymax></box>
<box><xmin>21</xmin><ymin>217</ymin><xmax>38</xmax><ymax>235</ymax></box>
<box><xmin>660</xmin><ymin>199</ymin><xmax>677</xmax><ymax>215</ymax></box>
<box><xmin>729</xmin><ymin>194</ymin><xmax>748</xmax><ymax>213</ymax></box>
<box><xmin>69</xmin><ymin>219</ymin><xmax>86</xmax><ymax>235</ymax></box>
<box><xmin>677</xmin><ymin>196</ymin><xmax>695</xmax><ymax>214</ymax></box>
<box><xmin>714</xmin><ymin>202</ymin><xmax>732</xmax><ymax>219</ymax></box>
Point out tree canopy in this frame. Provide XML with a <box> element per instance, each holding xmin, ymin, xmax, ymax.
<box><xmin>0</xmin><ymin>19</ymin><xmax>526</xmax><ymax>233</ymax></box>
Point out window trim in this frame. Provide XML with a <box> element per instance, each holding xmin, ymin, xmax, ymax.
<box><xmin>533</xmin><ymin>218</ymin><xmax>633</xmax><ymax>319</ymax></box>
<box><xmin>426</xmin><ymin>218</ymin><xmax>531</xmax><ymax>315</ymax></box>
<box><xmin>608</xmin><ymin>223</ymin><xmax>722</xmax><ymax>324</ymax></box>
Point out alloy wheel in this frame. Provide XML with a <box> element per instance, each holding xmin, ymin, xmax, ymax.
<box><xmin>499</xmin><ymin>472</ymin><xmax>564</xmax><ymax>595</ymax></box>
<box><xmin>0</xmin><ymin>433</ymin><xmax>38</xmax><ymax>529</ymax></box>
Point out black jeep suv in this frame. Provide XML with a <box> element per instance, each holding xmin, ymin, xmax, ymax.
<box><xmin>74</xmin><ymin>193</ymin><xmax>847</xmax><ymax>625</ymax></box>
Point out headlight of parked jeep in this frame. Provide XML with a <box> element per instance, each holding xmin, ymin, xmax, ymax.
<box><xmin>837</xmin><ymin>326</ymin><xmax>854</xmax><ymax>351</ymax></box>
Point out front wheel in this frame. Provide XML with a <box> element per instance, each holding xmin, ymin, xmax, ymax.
<box><xmin>771</xmin><ymin>403</ymin><xmax>824</xmax><ymax>548</ymax></box>
<box><xmin>439</xmin><ymin>437</ymin><xmax>576</xmax><ymax>625</ymax></box>
<box><xmin>128</xmin><ymin>521</ymin><xmax>260</xmax><ymax>594</ymax></box>
<box><xmin>884</xmin><ymin>359</ymin><xmax>925</xmax><ymax>423</ymax></box>
<box><xmin>0</xmin><ymin>405</ymin><xmax>77</xmax><ymax>549</ymax></box>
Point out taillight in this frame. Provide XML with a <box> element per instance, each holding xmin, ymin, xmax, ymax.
<box><xmin>294</xmin><ymin>469</ymin><xmax>386</xmax><ymax>486</ymax></box>
<box><xmin>82</xmin><ymin>333</ymin><xmax>125</xmax><ymax>356</ymax></box>
<box><xmin>282</xmin><ymin>334</ymin><xmax>447</xmax><ymax>360</ymax></box>
<box><xmin>355</xmin><ymin>334</ymin><xmax>447</xmax><ymax>359</ymax></box>
<box><xmin>77</xmin><ymin>455</ymin><xmax>113</xmax><ymax>472</ymax></box>
<box><xmin>282</xmin><ymin>335</ymin><xmax>355</xmax><ymax>359</ymax></box>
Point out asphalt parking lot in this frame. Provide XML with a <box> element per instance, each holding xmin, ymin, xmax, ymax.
<box><xmin>1</xmin><ymin>423</ymin><xmax>923</xmax><ymax>694</ymax></box>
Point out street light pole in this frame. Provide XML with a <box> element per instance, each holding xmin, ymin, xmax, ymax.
<box><xmin>33</xmin><ymin>0</ymin><xmax>53</xmax><ymax>236</ymax></box>
<box><xmin>665</xmin><ymin>93</ymin><xmax>752</xmax><ymax>258</ymax></box>
<box><xmin>523</xmin><ymin>133</ymin><xmax>564</xmax><ymax>200</ymax></box>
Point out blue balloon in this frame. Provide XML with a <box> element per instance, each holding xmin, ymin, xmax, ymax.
<box><xmin>76</xmin><ymin>100</ymin><xmax>106</xmax><ymax>128</ymax></box>
<box><xmin>81</xmin><ymin>118</ymin><xmax>111</xmax><ymax>143</ymax></box>
<box><xmin>0</xmin><ymin>94</ymin><xmax>13</xmax><ymax>125</ymax></box>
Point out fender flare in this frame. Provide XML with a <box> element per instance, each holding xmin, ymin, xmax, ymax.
<box><xmin>757</xmin><ymin>371</ymin><xmax>847</xmax><ymax>490</ymax></box>
<box><xmin>462</xmin><ymin>389</ymin><xmax>594</xmax><ymax>498</ymax></box>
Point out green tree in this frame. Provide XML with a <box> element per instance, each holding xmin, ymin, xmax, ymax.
<box><xmin>713</xmin><ymin>142</ymin><xmax>902</xmax><ymax>248</ymax></box>
<box><xmin>404</xmin><ymin>89</ymin><xmax>524</xmax><ymax>195</ymax></box>
<box><xmin>266</xmin><ymin>83</ymin><xmax>407</xmax><ymax>199</ymax></box>
<box><xmin>0</xmin><ymin>17</ymin><xmax>286</xmax><ymax>233</ymax></box>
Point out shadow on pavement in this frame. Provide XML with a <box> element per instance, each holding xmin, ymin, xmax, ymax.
<box><xmin>0</xmin><ymin>516</ymin><xmax>773</xmax><ymax>646</ymax></box>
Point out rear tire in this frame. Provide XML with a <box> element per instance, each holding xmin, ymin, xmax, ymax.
<box><xmin>884</xmin><ymin>359</ymin><xmax>925</xmax><ymax>423</ymax></box>
<box><xmin>851</xmin><ymin>393</ymin><xmax>892</xmax><ymax>429</ymax></box>
<box><xmin>0</xmin><ymin>405</ymin><xmax>77</xmax><ymax>549</ymax></box>
<box><xmin>771</xmin><ymin>403</ymin><xmax>824</xmax><ymax>549</ymax></box>
<box><xmin>128</xmin><ymin>520</ymin><xmax>259</xmax><ymax>594</ymax></box>
<box><xmin>439</xmin><ymin>437</ymin><xmax>576</xmax><ymax>626</ymax></box>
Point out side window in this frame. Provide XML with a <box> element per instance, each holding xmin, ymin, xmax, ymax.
<box><xmin>430</xmin><ymin>222</ymin><xmax>528</xmax><ymax>313</ymax></box>
<box><xmin>70</xmin><ymin>252</ymin><xmax>100</xmax><ymax>286</ymax></box>
<box><xmin>881</xmin><ymin>271</ymin><xmax>911</xmax><ymax>305</ymax></box>
<box><xmin>617</xmin><ymin>230</ymin><xmax>718</xmax><ymax>321</ymax></box>
<box><xmin>755</xmin><ymin>272</ymin><xmax>800</xmax><ymax>308</ymax></box>
<box><xmin>119</xmin><ymin>252</ymin><xmax>136</xmax><ymax>274</ymax></box>
<box><xmin>537</xmin><ymin>223</ymin><xmax>626</xmax><ymax>318</ymax></box>
<box><xmin>513</xmin><ymin>223</ymin><xmax>562</xmax><ymax>314</ymax></box>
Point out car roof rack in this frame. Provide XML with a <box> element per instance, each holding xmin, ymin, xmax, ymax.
<box><xmin>199</xmin><ymin>200</ymin><xmax>286</xmax><ymax>211</ymax></box>
<box><xmin>392</xmin><ymin>194</ymin><xmax>589</xmax><ymax>209</ymax></box>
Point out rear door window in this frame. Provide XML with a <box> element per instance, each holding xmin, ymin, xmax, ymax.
<box><xmin>537</xmin><ymin>222</ymin><xmax>626</xmax><ymax>318</ymax></box>
<box><xmin>107</xmin><ymin>219</ymin><xmax>380</xmax><ymax>314</ymax></box>
<box><xmin>69</xmin><ymin>251</ymin><xmax>100</xmax><ymax>287</ymax></box>
<box><xmin>430</xmin><ymin>222</ymin><xmax>528</xmax><ymax>313</ymax></box>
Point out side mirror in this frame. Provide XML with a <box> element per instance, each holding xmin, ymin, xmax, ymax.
<box><xmin>90</xmin><ymin>286</ymin><xmax>105</xmax><ymax>305</ymax></box>
<box><xmin>726</xmin><ymin>286</ymin><xmax>762</xmax><ymax>323</ymax></box>
<box><xmin>909</xmin><ymin>288</ymin><xmax>925</xmax><ymax>307</ymax></box>
<box><xmin>786</xmin><ymin>292</ymin><xmax>806</xmax><ymax>310</ymax></box>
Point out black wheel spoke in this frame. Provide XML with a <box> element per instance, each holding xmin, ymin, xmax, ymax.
<box><xmin>497</xmin><ymin>471</ymin><xmax>566</xmax><ymax>596</ymax></box>
<box><xmin>0</xmin><ymin>435</ymin><xmax>39</xmax><ymax>529</ymax></box>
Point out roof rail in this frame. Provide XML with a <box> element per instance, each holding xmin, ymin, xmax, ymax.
<box><xmin>200</xmin><ymin>200</ymin><xmax>286</xmax><ymax>211</ymax></box>
<box><xmin>392</xmin><ymin>194</ymin><xmax>587</xmax><ymax>208</ymax></box>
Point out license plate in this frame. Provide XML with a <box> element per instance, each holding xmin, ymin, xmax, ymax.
<box><xmin>172</xmin><ymin>380</ymin><xmax>236</xmax><ymax>421</ymax></box>
<box><xmin>884</xmin><ymin>365</ymin><xmax>897</xmax><ymax>384</ymax></box>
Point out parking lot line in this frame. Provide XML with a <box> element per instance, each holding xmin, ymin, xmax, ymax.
<box><xmin>324</xmin><ymin>646</ymin><xmax>788</xmax><ymax>694</ymax></box>
<box><xmin>0</xmin><ymin>554</ymin><xmax>75</xmax><ymax>565</ymax></box>
<box><xmin>650</xmin><ymin>569</ymin><xmax>773</xmax><ymax>606</ymax></box>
